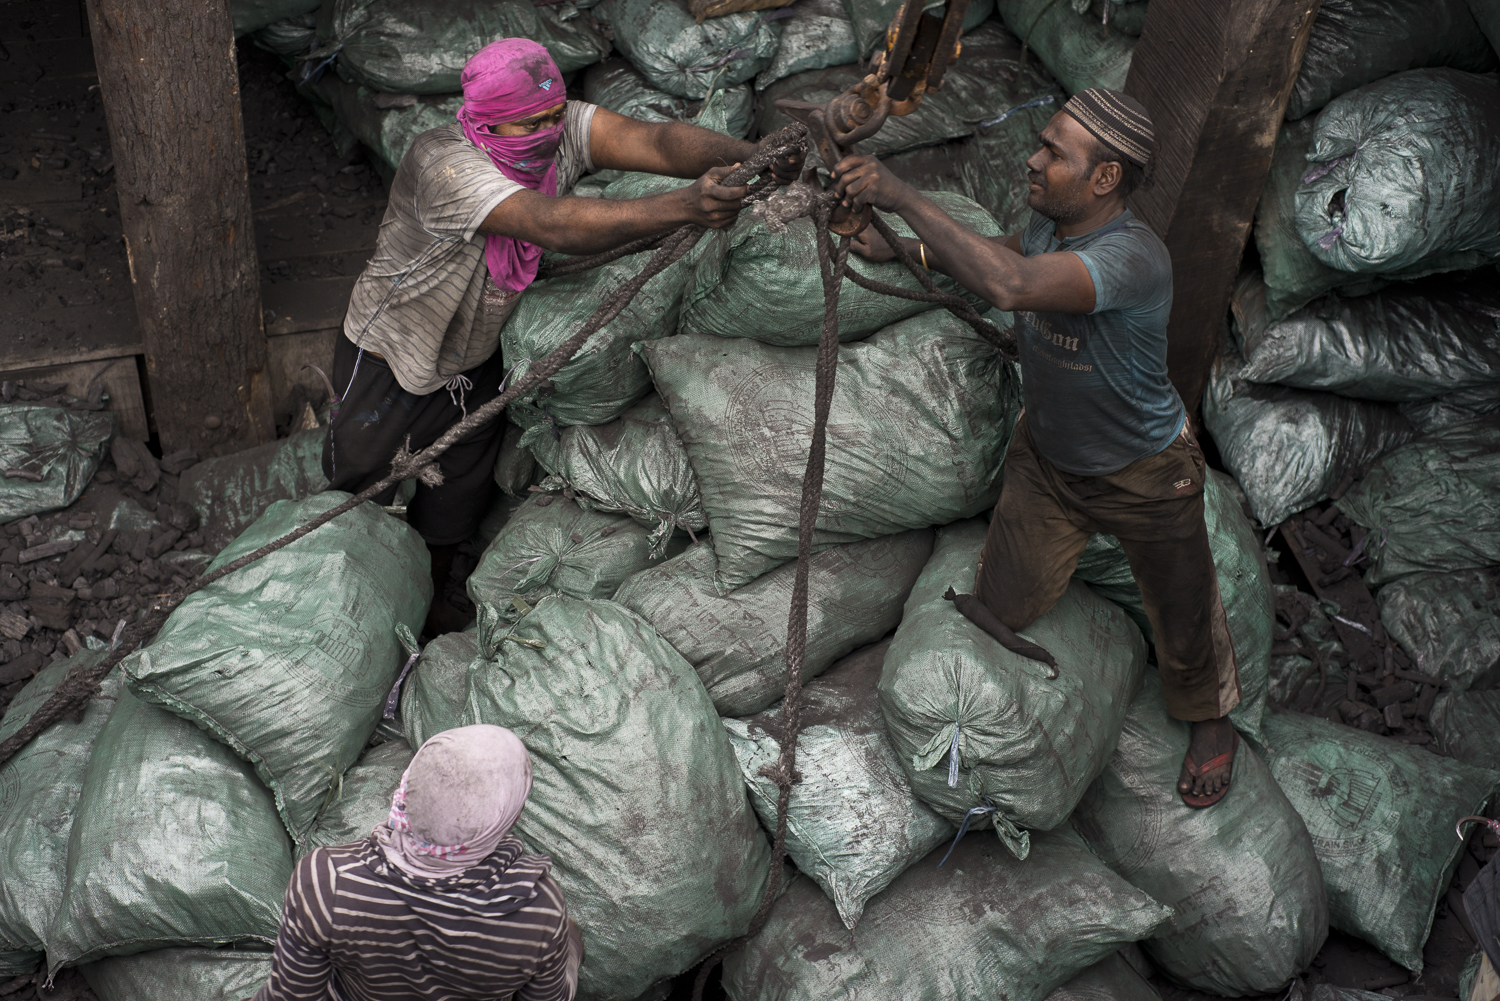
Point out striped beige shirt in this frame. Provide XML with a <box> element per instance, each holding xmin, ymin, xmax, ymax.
<box><xmin>345</xmin><ymin>102</ymin><xmax>598</xmax><ymax>395</ymax></box>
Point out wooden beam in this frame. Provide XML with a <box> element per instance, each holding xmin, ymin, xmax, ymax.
<box><xmin>83</xmin><ymin>0</ymin><xmax>275</xmax><ymax>454</ymax></box>
<box><xmin>1125</xmin><ymin>0</ymin><xmax>1321</xmax><ymax>413</ymax></box>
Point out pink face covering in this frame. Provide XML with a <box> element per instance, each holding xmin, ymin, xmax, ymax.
<box><xmin>457</xmin><ymin>38</ymin><xmax>568</xmax><ymax>293</ymax></box>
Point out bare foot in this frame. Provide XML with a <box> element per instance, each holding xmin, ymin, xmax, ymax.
<box><xmin>1178</xmin><ymin>716</ymin><xmax>1237</xmax><ymax>805</ymax></box>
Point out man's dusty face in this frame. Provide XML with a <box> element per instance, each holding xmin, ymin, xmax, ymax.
<box><xmin>1024</xmin><ymin>112</ymin><xmax>1103</xmax><ymax>225</ymax></box>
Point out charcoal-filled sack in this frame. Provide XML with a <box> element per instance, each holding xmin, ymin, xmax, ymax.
<box><xmin>1204</xmin><ymin>339</ymin><xmax>1413</xmax><ymax>527</ymax></box>
<box><xmin>467</xmin><ymin>493</ymin><xmax>668</xmax><ymax>657</ymax></box>
<box><xmin>232</xmin><ymin>0</ymin><xmax>319</xmax><ymax>35</ymax></box>
<box><xmin>754</xmin><ymin>0</ymin><xmax>857</xmax><ymax>89</ymax></box>
<box><xmin>1072</xmin><ymin>469</ymin><xmax>1274</xmax><ymax>737</ymax></box>
<box><xmin>302</xmin><ymin>73</ymin><xmax>463</xmax><ymax>177</ymax></box>
<box><xmin>399</xmin><ymin>628</ymin><xmax>478</xmax><ymax>748</ymax></box>
<box><xmin>879</xmin><ymin>521</ymin><xmax>1146</xmax><ymax>859</ymax></box>
<box><xmin>599</xmin><ymin>0</ymin><xmax>782</xmax><ymax>98</ymax></box>
<box><xmin>301</xmin><ymin>739</ymin><xmax>413</xmax><ymax>855</ymax></box>
<box><xmin>460</xmin><ymin>596</ymin><xmax>774</xmax><ymax>1001</ymax></box>
<box><xmin>520</xmin><ymin>395</ymin><xmax>707</xmax><ymax>555</ymax></box>
<box><xmin>1336</xmin><ymin>416</ymin><xmax>1500</xmax><ymax>583</ymax></box>
<box><xmin>1258</xmin><ymin>708</ymin><xmax>1500</xmax><ymax>971</ymax></box>
<box><xmin>0</xmin><ymin>404</ymin><xmax>113</xmax><ymax>526</ymax></box>
<box><xmin>1376</xmin><ymin>568</ymin><xmax>1500</xmax><ymax>692</ymax></box>
<box><xmin>46</xmin><ymin>689</ymin><xmax>293</xmax><ymax>969</ymax></box>
<box><xmin>1295</xmin><ymin>70</ymin><xmax>1500</xmax><ymax>276</ymax></box>
<box><xmin>844</xmin><ymin>0</ymin><xmax>994</xmax><ymax>60</ymax></box>
<box><xmin>680</xmin><ymin>188</ymin><xmax>1003</xmax><ymax>345</ymax></box>
<box><xmin>583</xmin><ymin>58</ymin><xmax>753</xmax><ymax>138</ymax></box>
<box><xmin>1430</xmin><ymin>689</ymin><xmax>1500</xmax><ymax>774</ymax></box>
<box><xmin>1287</xmin><ymin>0</ymin><xmax>1498</xmax><ymax>120</ymax></box>
<box><xmin>1237</xmin><ymin>272</ymin><xmax>1500</xmax><ymax>402</ymax></box>
<box><xmin>616</xmin><ymin>531</ymin><xmax>931</xmax><ymax>716</ymax></box>
<box><xmin>720</xmin><ymin>830</ymin><xmax>1171</xmax><ymax>1001</ymax></box>
<box><xmin>122</xmin><ymin>492</ymin><xmax>431</xmax><ymax>844</ymax></box>
<box><xmin>81</xmin><ymin>947</ymin><xmax>273</xmax><ymax>1001</ymax></box>
<box><xmin>178</xmin><ymin>426</ymin><xmax>328</xmax><ymax>551</ymax></box>
<box><xmin>0</xmin><ymin>651</ymin><xmax>120</xmax><ymax>977</ymax></box>
<box><xmin>1401</xmin><ymin>383</ymin><xmax>1500</xmax><ymax>434</ymax></box>
<box><xmin>995</xmin><ymin>0</ymin><xmax>1135</xmax><ymax>94</ymax></box>
<box><xmin>723</xmin><ymin>643</ymin><xmax>955</xmax><ymax>929</ymax></box>
<box><xmin>314</xmin><ymin>0</ymin><xmax>608</xmax><ymax>94</ymax></box>
<box><xmin>1045</xmin><ymin>951</ymin><xmax>1162</xmax><ymax>1001</ymax></box>
<box><xmin>1072</xmin><ymin>673</ymin><xmax>1328</xmax><ymax>996</ymax></box>
<box><xmin>253</xmin><ymin>12</ymin><xmax>318</xmax><ymax>54</ymax></box>
<box><xmin>642</xmin><ymin>313</ymin><xmax>1018</xmax><ymax>591</ymax></box>
<box><xmin>1266</xmin><ymin>586</ymin><xmax>1347</xmax><ymax>718</ymax></box>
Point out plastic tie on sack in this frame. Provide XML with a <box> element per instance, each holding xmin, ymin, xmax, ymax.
<box><xmin>947</xmin><ymin>723</ymin><xmax>963</xmax><ymax>789</ymax></box>
<box><xmin>383</xmin><ymin>624</ymin><xmax>422</xmax><ymax>721</ymax></box>
<box><xmin>939</xmin><ymin>798</ymin><xmax>995</xmax><ymax>867</ymax></box>
<box><xmin>1300</xmin><ymin>152</ymin><xmax>1352</xmax><ymax>186</ymax></box>
<box><xmin>972</xmin><ymin>94</ymin><xmax>1056</xmax><ymax>132</ymax></box>
<box><xmin>1317</xmin><ymin>225</ymin><xmax>1344</xmax><ymax>251</ymax></box>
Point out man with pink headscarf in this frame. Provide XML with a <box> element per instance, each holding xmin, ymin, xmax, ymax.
<box><xmin>321</xmin><ymin>38</ymin><xmax>801</xmax><ymax>636</ymax></box>
<box><xmin>258</xmin><ymin>725</ymin><xmax>581</xmax><ymax>1001</ymax></box>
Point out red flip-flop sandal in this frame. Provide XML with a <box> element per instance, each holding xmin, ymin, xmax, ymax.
<box><xmin>1180</xmin><ymin>730</ymin><xmax>1238</xmax><ymax>809</ymax></box>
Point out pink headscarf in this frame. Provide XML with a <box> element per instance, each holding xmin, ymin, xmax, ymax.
<box><xmin>457</xmin><ymin>38</ymin><xmax>568</xmax><ymax>293</ymax></box>
<box><xmin>373</xmin><ymin>725</ymin><xmax>534</xmax><ymax>879</ymax></box>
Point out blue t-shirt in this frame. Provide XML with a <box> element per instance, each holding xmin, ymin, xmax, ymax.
<box><xmin>1013</xmin><ymin>208</ymin><xmax>1184</xmax><ymax>476</ymax></box>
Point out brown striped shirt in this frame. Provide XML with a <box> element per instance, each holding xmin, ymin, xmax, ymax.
<box><xmin>344</xmin><ymin>103</ymin><xmax>597</xmax><ymax>396</ymax></box>
<box><xmin>255</xmin><ymin>836</ymin><xmax>576</xmax><ymax>1001</ymax></box>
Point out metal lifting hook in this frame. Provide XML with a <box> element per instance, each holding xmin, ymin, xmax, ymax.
<box><xmin>1456</xmin><ymin>814</ymin><xmax>1500</xmax><ymax>842</ymax></box>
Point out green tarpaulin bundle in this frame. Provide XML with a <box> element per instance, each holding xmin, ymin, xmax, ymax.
<box><xmin>680</xmin><ymin>189</ymin><xmax>1003</xmax><ymax>346</ymax></box>
<box><xmin>1430</xmin><ymin>689</ymin><xmax>1500</xmax><ymax>774</ymax></box>
<box><xmin>583</xmin><ymin>59</ymin><xmax>753</xmax><ymax>139</ymax></box>
<box><xmin>754</xmin><ymin>0</ymin><xmax>857</xmax><ymax>90</ymax></box>
<box><xmin>232</xmin><ymin>0</ymin><xmax>320</xmax><ymax>36</ymax></box>
<box><xmin>616</xmin><ymin>530</ymin><xmax>931</xmax><ymax>716</ymax></box>
<box><xmin>520</xmin><ymin>395</ymin><xmax>707</xmax><ymax>556</ymax></box>
<box><xmin>1336</xmin><ymin>416</ymin><xmax>1500</xmax><ymax>583</ymax></box>
<box><xmin>844</xmin><ymin>0</ymin><xmax>993</xmax><ymax>59</ymax></box>
<box><xmin>880</xmin><ymin>521</ymin><xmax>1147</xmax><ymax>859</ymax></box>
<box><xmin>122</xmin><ymin>492</ymin><xmax>432</xmax><ymax>844</ymax></box>
<box><xmin>1295</xmin><ymin>70</ymin><xmax>1500</xmax><ymax>276</ymax></box>
<box><xmin>460</xmin><ymin>596</ymin><xmax>774</xmax><ymax>1001</ymax></box>
<box><xmin>1287</xmin><ymin>0</ymin><xmax>1498</xmax><ymax>120</ymax></box>
<box><xmin>178</xmin><ymin>426</ymin><xmax>329</xmax><ymax>552</ymax></box>
<box><xmin>46</xmin><ymin>689</ymin><xmax>293</xmax><ymax>970</ymax></box>
<box><xmin>1401</xmin><ymin>384</ymin><xmax>1500</xmax><ymax>435</ymax></box>
<box><xmin>314</xmin><ymin>0</ymin><xmax>609</xmax><ymax>94</ymax></box>
<box><xmin>81</xmin><ymin>947</ymin><xmax>273</xmax><ymax>1001</ymax></box>
<box><xmin>301</xmin><ymin>74</ymin><xmax>463</xmax><ymax>178</ymax></box>
<box><xmin>0</xmin><ymin>404</ymin><xmax>113</xmax><ymax>527</ymax></box>
<box><xmin>1377</xmin><ymin>568</ymin><xmax>1500</xmax><ymax>692</ymax></box>
<box><xmin>1257</xmin><ymin>708</ymin><xmax>1500</xmax><ymax>971</ymax></box>
<box><xmin>1204</xmin><ymin>338</ymin><xmax>1414</xmax><ymax>528</ymax></box>
<box><xmin>720</xmin><ymin>830</ymin><xmax>1171</xmax><ymax>1001</ymax></box>
<box><xmin>994</xmin><ymin>0</ymin><xmax>1135</xmax><ymax>94</ymax></box>
<box><xmin>1072</xmin><ymin>673</ymin><xmax>1328</xmax><ymax>996</ymax></box>
<box><xmin>466</xmin><ymin>493</ymin><xmax>671</xmax><ymax>658</ymax></box>
<box><xmin>642</xmin><ymin>312</ymin><xmax>1019</xmax><ymax>591</ymax></box>
<box><xmin>1072</xmin><ymin>469</ymin><xmax>1275</xmax><ymax>737</ymax></box>
<box><xmin>0</xmin><ymin>651</ymin><xmax>120</xmax><ymax>978</ymax></box>
<box><xmin>399</xmin><ymin>628</ymin><xmax>478</xmax><ymax>748</ymax></box>
<box><xmin>300</xmin><ymin>739</ymin><xmax>413</xmax><ymax>855</ymax></box>
<box><xmin>598</xmin><ymin>0</ymin><xmax>782</xmax><ymax>98</ymax></box>
<box><xmin>723</xmin><ymin>644</ymin><xmax>954</xmax><ymax>929</ymax></box>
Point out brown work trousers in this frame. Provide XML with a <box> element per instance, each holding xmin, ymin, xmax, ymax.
<box><xmin>975</xmin><ymin>416</ymin><xmax>1241</xmax><ymax>722</ymax></box>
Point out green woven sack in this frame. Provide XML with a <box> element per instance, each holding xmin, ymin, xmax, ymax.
<box><xmin>583</xmin><ymin>58</ymin><xmax>753</xmax><ymax>138</ymax></box>
<box><xmin>1072</xmin><ymin>673</ymin><xmax>1328</xmax><ymax>996</ymax></box>
<box><xmin>724</xmin><ymin>643</ymin><xmax>954</xmax><ymax>930</ymax></box>
<box><xmin>1377</xmin><ymin>569</ymin><xmax>1500</xmax><ymax>692</ymax></box>
<box><xmin>232</xmin><ymin>0</ymin><xmax>319</xmax><ymax>35</ymax></box>
<box><xmin>641</xmin><ymin>311</ymin><xmax>1019</xmax><ymax>591</ymax></box>
<box><xmin>46</xmin><ymin>689</ymin><xmax>292</xmax><ymax>970</ymax></box>
<box><xmin>879</xmin><ymin>521</ymin><xmax>1146</xmax><ymax>859</ymax></box>
<box><xmin>178</xmin><ymin>427</ymin><xmax>328</xmax><ymax>551</ymax></box>
<box><xmin>123</xmin><ymin>493</ymin><xmax>432</xmax><ymax>844</ymax></box>
<box><xmin>521</xmin><ymin>395</ymin><xmax>707</xmax><ymax>555</ymax></box>
<box><xmin>614</xmin><ymin>530</ymin><xmax>932</xmax><ymax>716</ymax></box>
<box><xmin>1337</xmin><ymin>417</ymin><xmax>1500</xmax><ymax>584</ymax></box>
<box><xmin>460</xmin><ymin>597</ymin><xmax>774</xmax><ymax>1001</ymax></box>
<box><xmin>995</xmin><ymin>0</ymin><xmax>1135</xmax><ymax>94</ymax></box>
<box><xmin>0</xmin><ymin>404</ymin><xmax>113</xmax><ymax>527</ymax></box>
<box><xmin>1258</xmin><ymin>708</ymin><xmax>1500</xmax><ymax>971</ymax></box>
<box><xmin>0</xmin><ymin>651</ymin><xmax>121</xmax><ymax>977</ymax></box>
<box><xmin>754</xmin><ymin>0</ymin><xmax>857</xmax><ymax>89</ymax></box>
<box><xmin>1046</xmin><ymin>952</ymin><xmax>1162</xmax><ymax>1001</ymax></box>
<box><xmin>1072</xmin><ymin>469</ymin><xmax>1274</xmax><ymax>737</ymax></box>
<box><xmin>467</xmin><ymin>494</ymin><xmax>673</xmax><ymax>658</ymax></box>
<box><xmin>720</xmin><ymin>829</ymin><xmax>1171</xmax><ymax>1001</ymax></box>
<box><xmin>844</xmin><ymin>0</ymin><xmax>993</xmax><ymax>59</ymax></box>
<box><xmin>599</xmin><ymin>0</ymin><xmax>781</xmax><ymax>98</ymax></box>
<box><xmin>399</xmin><ymin>629</ymin><xmax>479</xmax><ymax>748</ymax></box>
<box><xmin>1430</xmin><ymin>689</ymin><xmax>1500</xmax><ymax>775</ymax></box>
<box><xmin>300</xmin><ymin>74</ymin><xmax>463</xmax><ymax>177</ymax></box>
<box><xmin>680</xmin><ymin>188</ymin><xmax>1002</xmax><ymax>346</ymax></box>
<box><xmin>301</xmin><ymin>739</ymin><xmax>413</xmax><ymax>855</ymax></box>
<box><xmin>81</xmin><ymin>948</ymin><xmax>272</xmax><ymax>1001</ymax></box>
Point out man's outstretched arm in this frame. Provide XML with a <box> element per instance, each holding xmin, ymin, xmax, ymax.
<box><xmin>830</xmin><ymin>154</ymin><xmax>1096</xmax><ymax>314</ymax></box>
<box><xmin>588</xmin><ymin>106</ymin><xmax>802</xmax><ymax>182</ymax></box>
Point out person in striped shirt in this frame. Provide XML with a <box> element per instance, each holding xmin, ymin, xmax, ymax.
<box><xmin>321</xmin><ymin>38</ymin><xmax>802</xmax><ymax>637</ymax></box>
<box><xmin>257</xmin><ymin>725</ymin><xmax>581</xmax><ymax>1001</ymax></box>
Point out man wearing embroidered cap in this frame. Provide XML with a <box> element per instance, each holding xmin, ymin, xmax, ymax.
<box><xmin>323</xmin><ymin>38</ymin><xmax>801</xmax><ymax>637</ymax></box>
<box><xmin>832</xmin><ymin>88</ymin><xmax>1243</xmax><ymax>808</ymax></box>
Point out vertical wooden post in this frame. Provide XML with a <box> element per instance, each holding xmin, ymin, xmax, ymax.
<box><xmin>1125</xmin><ymin>0</ymin><xmax>1321</xmax><ymax>413</ymax></box>
<box><xmin>84</xmin><ymin>0</ymin><xmax>275</xmax><ymax>455</ymax></box>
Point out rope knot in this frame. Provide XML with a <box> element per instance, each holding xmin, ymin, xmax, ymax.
<box><xmin>391</xmin><ymin>436</ymin><xmax>444</xmax><ymax>488</ymax></box>
<box><xmin>756</xmin><ymin>763</ymin><xmax>803</xmax><ymax>788</ymax></box>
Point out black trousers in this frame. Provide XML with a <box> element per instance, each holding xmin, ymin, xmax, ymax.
<box><xmin>321</xmin><ymin>335</ymin><xmax>507</xmax><ymax>547</ymax></box>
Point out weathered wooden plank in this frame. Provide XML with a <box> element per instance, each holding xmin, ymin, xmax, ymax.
<box><xmin>0</xmin><ymin>355</ymin><xmax>151</xmax><ymax>441</ymax></box>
